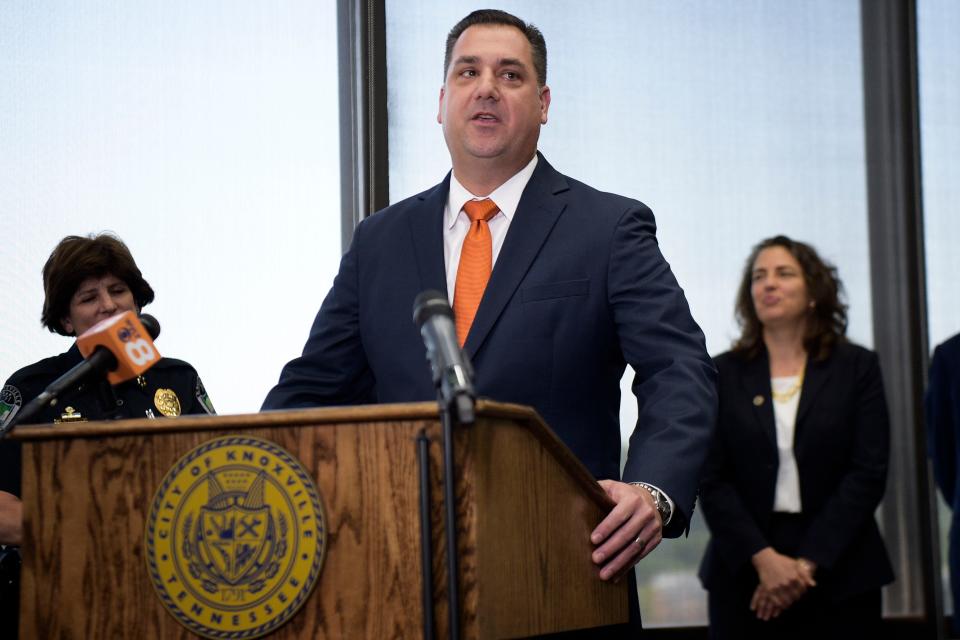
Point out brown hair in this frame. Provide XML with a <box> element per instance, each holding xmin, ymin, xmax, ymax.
<box><xmin>444</xmin><ymin>9</ymin><xmax>547</xmax><ymax>87</ymax></box>
<box><xmin>41</xmin><ymin>233</ymin><xmax>155</xmax><ymax>336</ymax></box>
<box><xmin>732</xmin><ymin>235</ymin><xmax>847</xmax><ymax>361</ymax></box>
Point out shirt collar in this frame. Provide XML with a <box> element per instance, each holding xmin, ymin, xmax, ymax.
<box><xmin>446</xmin><ymin>154</ymin><xmax>539</xmax><ymax>229</ymax></box>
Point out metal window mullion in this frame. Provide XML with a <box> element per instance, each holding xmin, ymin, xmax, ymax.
<box><xmin>860</xmin><ymin>0</ymin><xmax>938</xmax><ymax>632</ymax></box>
<box><xmin>338</xmin><ymin>0</ymin><xmax>390</xmax><ymax>253</ymax></box>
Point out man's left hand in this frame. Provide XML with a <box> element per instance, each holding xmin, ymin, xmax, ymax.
<box><xmin>590</xmin><ymin>479</ymin><xmax>663</xmax><ymax>581</ymax></box>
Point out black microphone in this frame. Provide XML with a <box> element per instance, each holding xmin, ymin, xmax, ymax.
<box><xmin>139</xmin><ymin>313</ymin><xmax>161</xmax><ymax>341</ymax></box>
<box><xmin>2</xmin><ymin>314</ymin><xmax>163</xmax><ymax>434</ymax></box>
<box><xmin>413</xmin><ymin>291</ymin><xmax>476</xmax><ymax>424</ymax></box>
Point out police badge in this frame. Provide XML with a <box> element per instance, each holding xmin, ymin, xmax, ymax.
<box><xmin>153</xmin><ymin>388</ymin><xmax>181</xmax><ymax>417</ymax></box>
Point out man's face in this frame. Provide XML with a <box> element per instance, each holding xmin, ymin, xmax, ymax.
<box><xmin>438</xmin><ymin>24</ymin><xmax>550</xmax><ymax>177</ymax></box>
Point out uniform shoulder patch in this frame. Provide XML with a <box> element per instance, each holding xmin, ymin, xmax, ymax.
<box><xmin>0</xmin><ymin>385</ymin><xmax>23</xmax><ymax>432</ymax></box>
<box><xmin>195</xmin><ymin>377</ymin><xmax>216</xmax><ymax>415</ymax></box>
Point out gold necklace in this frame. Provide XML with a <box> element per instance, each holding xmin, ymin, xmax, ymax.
<box><xmin>771</xmin><ymin>362</ymin><xmax>806</xmax><ymax>403</ymax></box>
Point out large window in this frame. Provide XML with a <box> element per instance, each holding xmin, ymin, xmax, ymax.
<box><xmin>386</xmin><ymin>0</ymin><xmax>873</xmax><ymax>626</ymax></box>
<box><xmin>0</xmin><ymin>2</ymin><xmax>342</xmax><ymax>414</ymax></box>
<box><xmin>920</xmin><ymin>1</ymin><xmax>960</xmax><ymax>350</ymax></box>
<box><xmin>3</xmin><ymin>0</ymin><xmax>947</xmax><ymax>631</ymax></box>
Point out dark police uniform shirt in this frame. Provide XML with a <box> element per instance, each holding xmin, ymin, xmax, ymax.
<box><xmin>0</xmin><ymin>346</ymin><xmax>214</xmax><ymax>635</ymax></box>
<box><xmin>0</xmin><ymin>344</ymin><xmax>215</xmax><ymax>497</ymax></box>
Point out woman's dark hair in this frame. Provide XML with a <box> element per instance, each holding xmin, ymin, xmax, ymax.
<box><xmin>732</xmin><ymin>235</ymin><xmax>847</xmax><ymax>361</ymax></box>
<box><xmin>41</xmin><ymin>233</ymin><xmax>155</xmax><ymax>336</ymax></box>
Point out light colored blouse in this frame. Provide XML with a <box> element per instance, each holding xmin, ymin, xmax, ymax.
<box><xmin>772</xmin><ymin>375</ymin><xmax>802</xmax><ymax>513</ymax></box>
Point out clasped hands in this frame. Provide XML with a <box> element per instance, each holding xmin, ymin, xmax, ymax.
<box><xmin>750</xmin><ymin>547</ymin><xmax>817</xmax><ymax>621</ymax></box>
<box><xmin>589</xmin><ymin>480</ymin><xmax>663</xmax><ymax>582</ymax></box>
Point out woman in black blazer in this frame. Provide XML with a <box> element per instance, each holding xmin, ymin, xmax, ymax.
<box><xmin>698</xmin><ymin>235</ymin><xmax>894</xmax><ymax>639</ymax></box>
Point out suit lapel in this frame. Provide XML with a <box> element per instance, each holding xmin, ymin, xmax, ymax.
<box><xmin>741</xmin><ymin>351</ymin><xmax>777</xmax><ymax>449</ymax></box>
<box><xmin>463</xmin><ymin>154</ymin><xmax>569</xmax><ymax>357</ymax></box>
<box><xmin>795</xmin><ymin>352</ymin><xmax>832</xmax><ymax>442</ymax></box>
<box><xmin>408</xmin><ymin>175</ymin><xmax>452</xmax><ymax>297</ymax></box>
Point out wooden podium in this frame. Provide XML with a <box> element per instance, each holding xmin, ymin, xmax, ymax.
<box><xmin>14</xmin><ymin>400</ymin><xmax>627</xmax><ymax>638</ymax></box>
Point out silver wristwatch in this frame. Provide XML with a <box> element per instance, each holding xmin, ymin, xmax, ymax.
<box><xmin>632</xmin><ymin>482</ymin><xmax>672</xmax><ymax>524</ymax></box>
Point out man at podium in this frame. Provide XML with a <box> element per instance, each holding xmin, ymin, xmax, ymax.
<box><xmin>263</xmin><ymin>9</ymin><xmax>717</xmax><ymax>625</ymax></box>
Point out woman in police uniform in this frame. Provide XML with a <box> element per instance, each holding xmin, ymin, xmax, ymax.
<box><xmin>0</xmin><ymin>233</ymin><xmax>215</xmax><ymax>634</ymax></box>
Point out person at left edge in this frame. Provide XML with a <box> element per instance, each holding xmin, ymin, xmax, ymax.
<box><xmin>262</xmin><ymin>8</ymin><xmax>717</xmax><ymax>624</ymax></box>
<box><xmin>926</xmin><ymin>331</ymin><xmax>960</xmax><ymax>635</ymax></box>
<box><xmin>0</xmin><ymin>233</ymin><xmax>216</xmax><ymax>633</ymax></box>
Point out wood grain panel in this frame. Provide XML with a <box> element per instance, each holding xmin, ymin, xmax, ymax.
<box><xmin>470</xmin><ymin>417</ymin><xmax>628</xmax><ymax>637</ymax></box>
<box><xmin>21</xmin><ymin>419</ymin><xmax>435</xmax><ymax>638</ymax></box>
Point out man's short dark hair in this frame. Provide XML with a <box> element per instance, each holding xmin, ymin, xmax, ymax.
<box><xmin>41</xmin><ymin>233</ymin><xmax>155</xmax><ymax>336</ymax></box>
<box><xmin>444</xmin><ymin>9</ymin><xmax>547</xmax><ymax>87</ymax></box>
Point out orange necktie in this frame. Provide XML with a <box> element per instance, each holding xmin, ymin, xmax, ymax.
<box><xmin>453</xmin><ymin>198</ymin><xmax>500</xmax><ymax>346</ymax></box>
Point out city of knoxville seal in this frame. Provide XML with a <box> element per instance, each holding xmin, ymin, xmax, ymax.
<box><xmin>145</xmin><ymin>436</ymin><xmax>326</xmax><ymax>639</ymax></box>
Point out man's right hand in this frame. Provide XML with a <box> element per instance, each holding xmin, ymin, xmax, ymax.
<box><xmin>590</xmin><ymin>480</ymin><xmax>663</xmax><ymax>582</ymax></box>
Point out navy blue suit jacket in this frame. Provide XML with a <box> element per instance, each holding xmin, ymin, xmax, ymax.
<box><xmin>927</xmin><ymin>333</ymin><xmax>960</xmax><ymax>628</ymax></box>
<box><xmin>263</xmin><ymin>154</ymin><xmax>717</xmax><ymax>536</ymax></box>
<box><xmin>699</xmin><ymin>344</ymin><xmax>894</xmax><ymax>601</ymax></box>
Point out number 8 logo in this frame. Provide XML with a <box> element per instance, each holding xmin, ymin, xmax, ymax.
<box><xmin>125</xmin><ymin>339</ymin><xmax>157</xmax><ymax>366</ymax></box>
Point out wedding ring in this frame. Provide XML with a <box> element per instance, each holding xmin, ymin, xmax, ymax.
<box><xmin>634</xmin><ymin>535</ymin><xmax>646</xmax><ymax>552</ymax></box>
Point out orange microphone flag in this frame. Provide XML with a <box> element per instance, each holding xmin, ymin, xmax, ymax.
<box><xmin>76</xmin><ymin>310</ymin><xmax>161</xmax><ymax>384</ymax></box>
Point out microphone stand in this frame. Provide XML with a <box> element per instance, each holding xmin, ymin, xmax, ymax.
<box><xmin>417</xmin><ymin>395</ymin><xmax>466</xmax><ymax>640</ymax></box>
<box><xmin>412</xmin><ymin>292</ymin><xmax>475</xmax><ymax>638</ymax></box>
<box><xmin>438</xmin><ymin>363</ymin><xmax>475</xmax><ymax>640</ymax></box>
<box><xmin>439</xmin><ymin>391</ymin><xmax>464</xmax><ymax>640</ymax></box>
